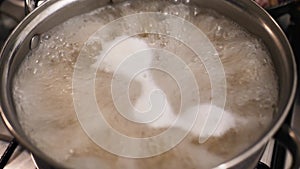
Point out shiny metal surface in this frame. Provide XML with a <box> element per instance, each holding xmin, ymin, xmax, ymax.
<box><xmin>24</xmin><ymin>0</ymin><xmax>36</xmax><ymax>12</ymax></box>
<box><xmin>24</xmin><ymin>0</ymin><xmax>46</xmax><ymax>14</ymax></box>
<box><xmin>29</xmin><ymin>34</ymin><xmax>40</xmax><ymax>50</ymax></box>
<box><xmin>292</xmin><ymin>87</ymin><xmax>300</xmax><ymax>136</ymax></box>
<box><xmin>0</xmin><ymin>0</ymin><xmax>297</xmax><ymax>168</ymax></box>
<box><xmin>0</xmin><ymin>120</ymin><xmax>35</xmax><ymax>169</ymax></box>
<box><xmin>0</xmin><ymin>1</ymin><xmax>37</xmax><ymax>169</ymax></box>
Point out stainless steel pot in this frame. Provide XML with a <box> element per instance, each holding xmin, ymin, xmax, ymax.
<box><xmin>0</xmin><ymin>0</ymin><xmax>299</xmax><ymax>168</ymax></box>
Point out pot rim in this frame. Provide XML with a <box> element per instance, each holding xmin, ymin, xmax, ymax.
<box><xmin>0</xmin><ymin>0</ymin><xmax>297</xmax><ymax>168</ymax></box>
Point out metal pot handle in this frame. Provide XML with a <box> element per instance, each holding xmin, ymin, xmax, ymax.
<box><xmin>274</xmin><ymin>124</ymin><xmax>300</xmax><ymax>169</ymax></box>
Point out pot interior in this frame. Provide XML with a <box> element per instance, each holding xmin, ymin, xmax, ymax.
<box><xmin>0</xmin><ymin>0</ymin><xmax>296</xmax><ymax>168</ymax></box>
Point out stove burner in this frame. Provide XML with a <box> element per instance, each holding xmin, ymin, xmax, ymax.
<box><xmin>0</xmin><ymin>139</ymin><xmax>18</xmax><ymax>168</ymax></box>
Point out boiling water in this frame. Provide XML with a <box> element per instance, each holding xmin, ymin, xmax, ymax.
<box><xmin>12</xmin><ymin>0</ymin><xmax>278</xmax><ymax>168</ymax></box>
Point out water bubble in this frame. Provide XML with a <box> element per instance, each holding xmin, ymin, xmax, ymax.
<box><xmin>74</xmin><ymin>43</ymin><xmax>79</xmax><ymax>47</ymax></box>
<box><xmin>65</xmin><ymin>43</ymin><xmax>71</xmax><ymax>48</ymax></box>
<box><xmin>160</xmin><ymin>42</ymin><xmax>167</xmax><ymax>47</ymax></box>
<box><xmin>193</xmin><ymin>7</ymin><xmax>200</xmax><ymax>16</ymax></box>
<box><xmin>33</xmin><ymin>68</ymin><xmax>38</xmax><ymax>74</ymax></box>
<box><xmin>193</xmin><ymin>57</ymin><xmax>198</xmax><ymax>62</ymax></box>
<box><xmin>263</xmin><ymin>58</ymin><xmax>268</xmax><ymax>66</ymax></box>
<box><xmin>42</xmin><ymin>34</ymin><xmax>51</xmax><ymax>40</ymax></box>
<box><xmin>172</xmin><ymin>0</ymin><xmax>181</xmax><ymax>4</ymax></box>
<box><xmin>122</xmin><ymin>1</ymin><xmax>131</xmax><ymax>7</ymax></box>
<box><xmin>214</xmin><ymin>26</ymin><xmax>224</xmax><ymax>39</ymax></box>
<box><xmin>49</xmin><ymin>44</ymin><xmax>56</xmax><ymax>49</ymax></box>
<box><xmin>69</xmin><ymin>149</ymin><xmax>75</xmax><ymax>154</ymax></box>
<box><xmin>59</xmin><ymin>51</ymin><xmax>65</xmax><ymax>57</ymax></box>
<box><xmin>217</xmin><ymin>45</ymin><xmax>224</xmax><ymax>50</ymax></box>
<box><xmin>103</xmin><ymin>67</ymin><xmax>110</xmax><ymax>73</ymax></box>
<box><xmin>255</xmin><ymin>97</ymin><xmax>261</xmax><ymax>101</ymax></box>
<box><xmin>63</xmin><ymin>75</ymin><xmax>70</xmax><ymax>80</ymax></box>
